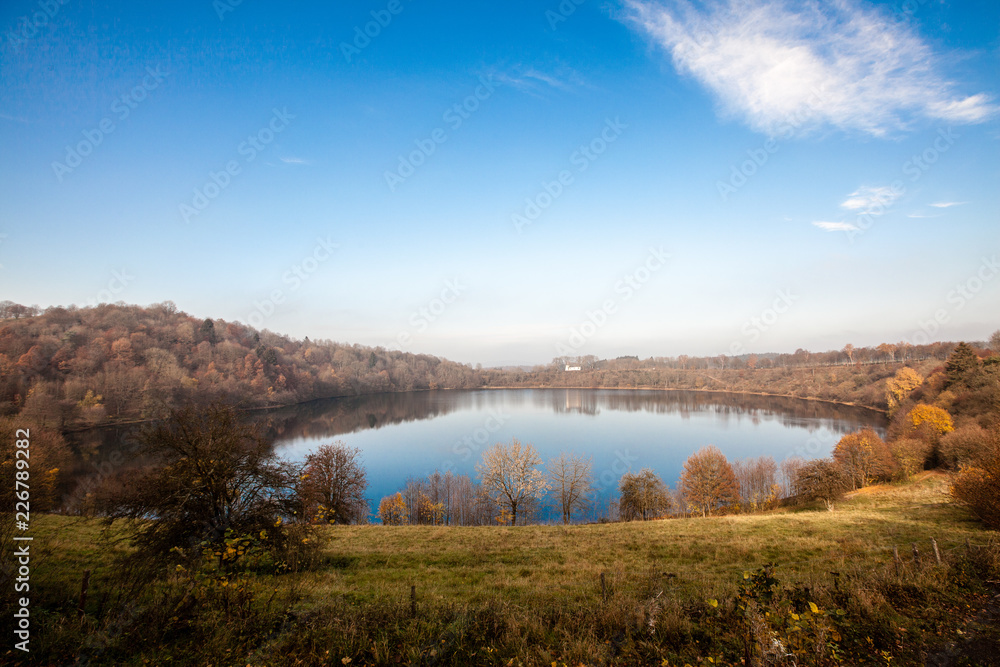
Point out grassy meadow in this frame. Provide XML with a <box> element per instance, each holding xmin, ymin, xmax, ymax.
<box><xmin>13</xmin><ymin>472</ymin><xmax>999</xmax><ymax>666</ymax></box>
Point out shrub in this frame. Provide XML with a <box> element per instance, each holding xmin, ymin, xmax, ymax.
<box><xmin>890</xmin><ymin>438</ymin><xmax>933</xmax><ymax>478</ymax></box>
<box><xmin>794</xmin><ymin>459</ymin><xmax>850</xmax><ymax>511</ymax></box>
<box><xmin>951</xmin><ymin>431</ymin><xmax>1000</xmax><ymax>529</ymax></box>
<box><xmin>94</xmin><ymin>404</ymin><xmax>301</xmax><ymax>567</ymax></box>
<box><xmin>939</xmin><ymin>424</ymin><xmax>988</xmax><ymax>469</ymax></box>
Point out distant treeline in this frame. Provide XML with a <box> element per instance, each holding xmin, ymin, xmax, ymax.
<box><xmin>481</xmin><ymin>344</ymin><xmax>973</xmax><ymax>410</ymax></box>
<box><xmin>483</xmin><ymin>364</ymin><xmax>911</xmax><ymax>409</ymax></box>
<box><xmin>0</xmin><ymin>300</ymin><xmax>992</xmax><ymax>431</ymax></box>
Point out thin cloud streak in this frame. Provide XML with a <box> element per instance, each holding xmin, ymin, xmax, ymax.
<box><xmin>840</xmin><ymin>186</ymin><xmax>901</xmax><ymax>214</ymax></box>
<box><xmin>812</xmin><ymin>221</ymin><xmax>859</xmax><ymax>232</ymax></box>
<box><xmin>494</xmin><ymin>64</ymin><xmax>585</xmax><ymax>94</ymax></box>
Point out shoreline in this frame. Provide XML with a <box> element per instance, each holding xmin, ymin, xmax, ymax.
<box><xmin>478</xmin><ymin>384</ymin><xmax>887</xmax><ymax>415</ymax></box>
<box><xmin>61</xmin><ymin>384</ymin><xmax>886</xmax><ymax>436</ymax></box>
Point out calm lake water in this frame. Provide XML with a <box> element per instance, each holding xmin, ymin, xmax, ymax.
<box><xmin>69</xmin><ymin>389</ymin><xmax>886</xmax><ymax>521</ymax></box>
<box><xmin>267</xmin><ymin>389</ymin><xmax>887</xmax><ymax>518</ymax></box>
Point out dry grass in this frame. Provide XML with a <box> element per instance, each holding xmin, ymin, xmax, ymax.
<box><xmin>19</xmin><ymin>472</ymin><xmax>998</xmax><ymax>666</ymax></box>
<box><xmin>282</xmin><ymin>472</ymin><xmax>981</xmax><ymax>608</ymax></box>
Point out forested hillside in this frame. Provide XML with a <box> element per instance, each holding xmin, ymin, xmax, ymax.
<box><xmin>0</xmin><ymin>301</ymin><xmax>483</xmax><ymax>429</ymax></box>
<box><xmin>483</xmin><ymin>354</ymin><xmax>961</xmax><ymax>410</ymax></box>
<box><xmin>0</xmin><ymin>300</ymin><xmax>991</xmax><ymax>430</ymax></box>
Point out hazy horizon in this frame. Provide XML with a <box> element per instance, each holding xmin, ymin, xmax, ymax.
<box><xmin>2</xmin><ymin>0</ymin><xmax>998</xmax><ymax>367</ymax></box>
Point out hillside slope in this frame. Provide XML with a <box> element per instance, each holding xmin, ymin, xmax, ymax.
<box><xmin>0</xmin><ymin>302</ymin><xmax>483</xmax><ymax>428</ymax></box>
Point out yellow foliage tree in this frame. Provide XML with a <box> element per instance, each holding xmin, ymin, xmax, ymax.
<box><xmin>417</xmin><ymin>492</ymin><xmax>445</xmax><ymax>525</ymax></box>
<box><xmin>78</xmin><ymin>389</ymin><xmax>103</xmax><ymax>408</ymax></box>
<box><xmin>378</xmin><ymin>492</ymin><xmax>407</xmax><ymax>526</ymax></box>
<box><xmin>77</xmin><ymin>389</ymin><xmax>107</xmax><ymax>425</ymax></box>
<box><xmin>885</xmin><ymin>367</ymin><xmax>923</xmax><ymax>416</ymax></box>
<box><xmin>905</xmin><ymin>404</ymin><xmax>955</xmax><ymax>441</ymax></box>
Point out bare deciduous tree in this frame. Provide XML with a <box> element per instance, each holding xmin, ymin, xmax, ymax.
<box><xmin>794</xmin><ymin>459</ymin><xmax>849</xmax><ymax>511</ymax></box>
<box><xmin>990</xmin><ymin>329</ymin><xmax>1000</xmax><ymax>354</ymax></box>
<box><xmin>778</xmin><ymin>457</ymin><xmax>806</xmax><ymax>499</ymax></box>
<box><xmin>619</xmin><ymin>468</ymin><xmax>671</xmax><ymax>521</ymax></box>
<box><xmin>301</xmin><ymin>441</ymin><xmax>369</xmax><ymax>524</ymax></box>
<box><xmin>547</xmin><ymin>452</ymin><xmax>594</xmax><ymax>524</ymax></box>
<box><xmin>732</xmin><ymin>456</ymin><xmax>779</xmax><ymax>512</ymax></box>
<box><xmin>476</xmin><ymin>438</ymin><xmax>547</xmax><ymax>526</ymax></box>
<box><xmin>843</xmin><ymin>343</ymin><xmax>855</xmax><ymax>364</ymax></box>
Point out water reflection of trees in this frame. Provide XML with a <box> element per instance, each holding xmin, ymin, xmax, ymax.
<box><xmin>580</xmin><ymin>390</ymin><xmax>886</xmax><ymax>435</ymax></box>
<box><xmin>550</xmin><ymin>389</ymin><xmax>601</xmax><ymax>416</ymax></box>
<box><xmin>261</xmin><ymin>388</ymin><xmax>887</xmax><ymax>444</ymax></box>
<box><xmin>259</xmin><ymin>391</ymin><xmax>463</xmax><ymax>442</ymax></box>
<box><xmin>70</xmin><ymin>389</ymin><xmax>887</xmax><ymax>457</ymax></box>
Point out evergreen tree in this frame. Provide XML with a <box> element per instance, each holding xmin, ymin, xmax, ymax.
<box><xmin>945</xmin><ymin>342</ymin><xmax>980</xmax><ymax>388</ymax></box>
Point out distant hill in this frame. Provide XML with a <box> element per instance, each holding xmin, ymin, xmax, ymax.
<box><xmin>0</xmin><ymin>301</ymin><xmax>483</xmax><ymax>429</ymax></box>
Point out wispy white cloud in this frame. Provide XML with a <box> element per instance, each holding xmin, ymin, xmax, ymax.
<box><xmin>624</xmin><ymin>0</ymin><xmax>997</xmax><ymax>136</ymax></box>
<box><xmin>0</xmin><ymin>112</ymin><xmax>31</xmax><ymax>124</ymax></box>
<box><xmin>495</xmin><ymin>64</ymin><xmax>584</xmax><ymax>94</ymax></box>
<box><xmin>279</xmin><ymin>156</ymin><xmax>312</xmax><ymax>165</ymax></box>
<box><xmin>929</xmin><ymin>201</ymin><xmax>966</xmax><ymax>208</ymax></box>
<box><xmin>518</xmin><ymin>68</ymin><xmax>574</xmax><ymax>91</ymax></box>
<box><xmin>812</xmin><ymin>221</ymin><xmax>858</xmax><ymax>232</ymax></box>
<box><xmin>811</xmin><ymin>185</ymin><xmax>901</xmax><ymax>232</ymax></box>
<box><xmin>840</xmin><ymin>186</ymin><xmax>901</xmax><ymax>214</ymax></box>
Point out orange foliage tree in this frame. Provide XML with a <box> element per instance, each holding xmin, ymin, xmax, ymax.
<box><xmin>679</xmin><ymin>445</ymin><xmax>738</xmax><ymax>517</ymax></box>
<box><xmin>833</xmin><ymin>428</ymin><xmax>895</xmax><ymax>489</ymax></box>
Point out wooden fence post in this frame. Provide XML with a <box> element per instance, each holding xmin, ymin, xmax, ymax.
<box><xmin>912</xmin><ymin>543</ymin><xmax>921</xmax><ymax>569</ymax></box>
<box><xmin>893</xmin><ymin>546</ymin><xmax>901</xmax><ymax>576</ymax></box>
<box><xmin>932</xmin><ymin>538</ymin><xmax>942</xmax><ymax>567</ymax></box>
<box><xmin>410</xmin><ymin>585</ymin><xmax>416</xmax><ymax>619</ymax></box>
<box><xmin>78</xmin><ymin>569</ymin><xmax>91</xmax><ymax>619</ymax></box>
<box><xmin>601</xmin><ymin>572</ymin><xmax>607</xmax><ymax>602</ymax></box>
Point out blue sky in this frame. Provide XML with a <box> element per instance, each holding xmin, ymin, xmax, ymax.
<box><xmin>1</xmin><ymin>0</ymin><xmax>998</xmax><ymax>366</ymax></box>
